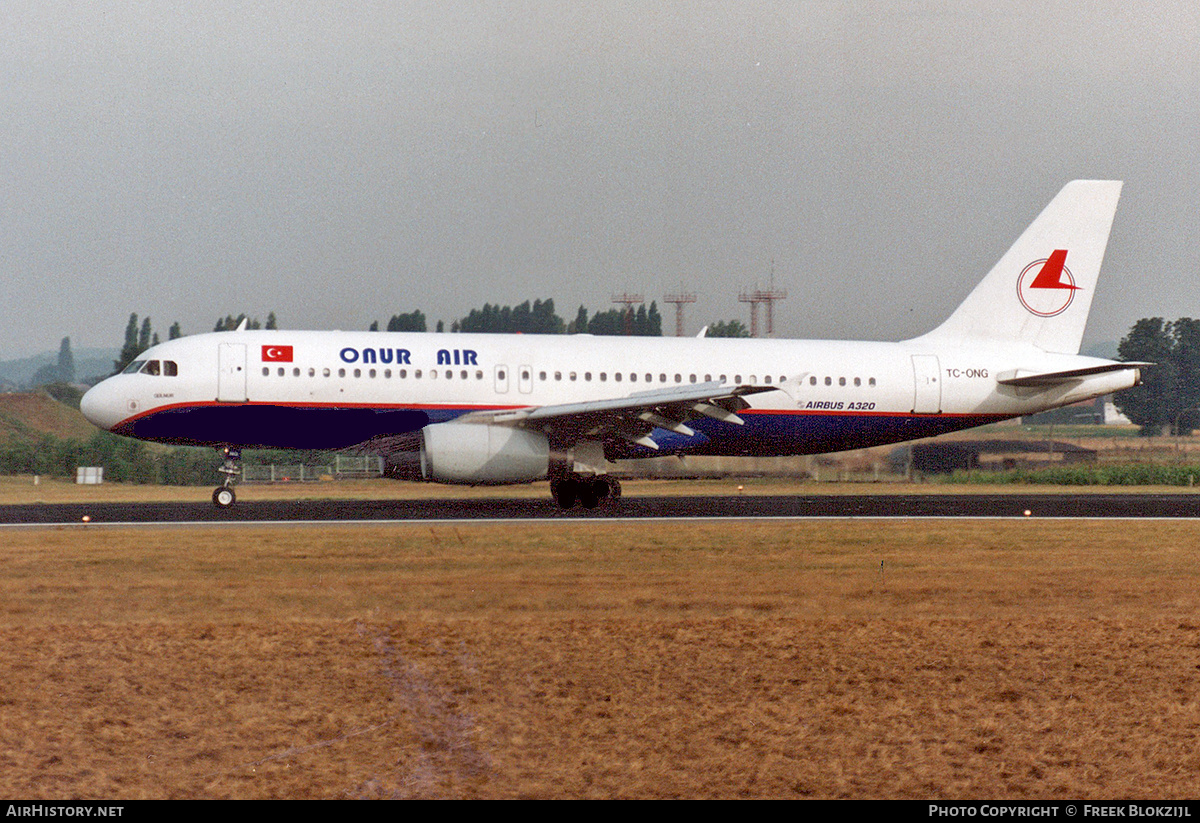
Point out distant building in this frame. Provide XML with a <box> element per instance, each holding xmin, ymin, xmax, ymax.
<box><xmin>910</xmin><ymin>440</ymin><xmax>1097</xmax><ymax>475</ymax></box>
<box><xmin>1021</xmin><ymin>396</ymin><xmax>1107</xmax><ymax>425</ymax></box>
<box><xmin>1103</xmin><ymin>400</ymin><xmax>1131</xmax><ymax>425</ymax></box>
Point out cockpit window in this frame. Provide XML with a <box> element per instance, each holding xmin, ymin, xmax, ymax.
<box><xmin>126</xmin><ymin>359</ymin><xmax>179</xmax><ymax>376</ymax></box>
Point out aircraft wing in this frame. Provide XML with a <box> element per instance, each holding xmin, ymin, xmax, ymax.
<box><xmin>464</xmin><ymin>381</ymin><xmax>773</xmax><ymax>450</ymax></box>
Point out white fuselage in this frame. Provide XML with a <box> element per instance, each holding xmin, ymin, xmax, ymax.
<box><xmin>77</xmin><ymin>180</ymin><xmax>1140</xmax><ymax>504</ymax></box>
<box><xmin>80</xmin><ymin>329</ymin><xmax>1137</xmax><ymax>458</ymax></box>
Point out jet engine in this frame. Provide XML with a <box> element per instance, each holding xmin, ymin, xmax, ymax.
<box><xmin>384</xmin><ymin>422</ymin><xmax>550</xmax><ymax>484</ymax></box>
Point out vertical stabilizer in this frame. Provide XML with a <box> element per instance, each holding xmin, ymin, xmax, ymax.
<box><xmin>915</xmin><ymin>180</ymin><xmax>1122</xmax><ymax>354</ymax></box>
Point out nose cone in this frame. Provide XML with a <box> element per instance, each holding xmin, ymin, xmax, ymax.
<box><xmin>80</xmin><ymin>378</ymin><xmax>124</xmax><ymax>431</ymax></box>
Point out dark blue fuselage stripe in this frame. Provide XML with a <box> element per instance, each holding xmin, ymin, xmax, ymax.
<box><xmin>114</xmin><ymin>402</ymin><xmax>1006</xmax><ymax>455</ymax></box>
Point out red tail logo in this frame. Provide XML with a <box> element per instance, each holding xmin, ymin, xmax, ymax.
<box><xmin>1017</xmin><ymin>250</ymin><xmax>1078</xmax><ymax>317</ymax></box>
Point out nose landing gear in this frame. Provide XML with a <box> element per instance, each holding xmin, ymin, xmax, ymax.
<box><xmin>212</xmin><ymin>447</ymin><xmax>242</xmax><ymax>508</ymax></box>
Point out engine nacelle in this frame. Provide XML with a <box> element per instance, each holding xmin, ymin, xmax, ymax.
<box><xmin>385</xmin><ymin>423</ymin><xmax>550</xmax><ymax>484</ymax></box>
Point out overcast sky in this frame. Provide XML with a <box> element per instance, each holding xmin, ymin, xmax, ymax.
<box><xmin>2</xmin><ymin>1</ymin><xmax>1197</xmax><ymax>357</ymax></box>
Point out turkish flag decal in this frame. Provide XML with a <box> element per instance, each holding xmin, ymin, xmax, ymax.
<box><xmin>262</xmin><ymin>345</ymin><xmax>294</xmax><ymax>362</ymax></box>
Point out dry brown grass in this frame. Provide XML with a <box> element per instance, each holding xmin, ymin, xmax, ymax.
<box><xmin>2</xmin><ymin>518</ymin><xmax>1200</xmax><ymax>799</ymax></box>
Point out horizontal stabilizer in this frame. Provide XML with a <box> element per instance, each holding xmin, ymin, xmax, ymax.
<box><xmin>995</xmin><ymin>362</ymin><xmax>1151</xmax><ymax>387</ymax></box>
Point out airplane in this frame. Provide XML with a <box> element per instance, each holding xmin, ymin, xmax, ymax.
<box><xmin>80</xmin><ymin>180</ymin><xmax>1145</xmax><ymax>509</ymax></box>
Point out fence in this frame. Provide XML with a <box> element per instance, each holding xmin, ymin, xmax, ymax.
<box><xmin>242</xmin><ymin>455</ymin><xmax>383</xmax><ymax>483</ymax></box>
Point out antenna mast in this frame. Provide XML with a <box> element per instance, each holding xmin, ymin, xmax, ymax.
<box><xmin>663</xmin><ymin>286</ymin><xmax>697</xmax><ymax>337</ymax></box>
<box><xmin>738</xmin><ymin>264</ymin><xmax>787</xmax><ymax>338</ymax></box>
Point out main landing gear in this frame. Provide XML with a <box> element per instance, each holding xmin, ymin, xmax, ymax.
<box><xmin>212</xmin><ymin>446</ymin><xmax>241</xmax><ymax>508</ymax></box>
<box><xmin>550</xmin><ymin>472</ymin><xmax>621</xmax><ymax>511</ymax></box>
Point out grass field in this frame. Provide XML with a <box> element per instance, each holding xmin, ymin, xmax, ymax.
<box><xmin>3</xmin><ymin>503</ymin><xmax>1200</xmax><ymax>799</ymax></box>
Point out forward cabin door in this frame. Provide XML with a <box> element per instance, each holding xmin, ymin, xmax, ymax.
<box><xmin>218</xmin><ymin>343</ymin><xmax>248</xmax><ymax>402</ymax></box>
<box><xmin>911</xmin><ymin>355</ymin><xmax>941</xmax><ymax>414</ymax></box>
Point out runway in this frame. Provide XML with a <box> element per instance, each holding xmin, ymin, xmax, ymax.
<box><xmin>4</xmin><ymin>492</ymin><xmax>1200</xmax><ymax>525</ymax></box>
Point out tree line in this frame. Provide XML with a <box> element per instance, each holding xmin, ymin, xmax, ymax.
<box><xmin>94</xmin><ymin>298</ymin><xmax>749</xmax><ymax>383</ymax></box>
<box><xmin>370</xmin><ymin>299</ymin><xmax>668</xmax><ymax>337</ymax></box>
<box><xmin>1115</xmin><ymin>317</ymin><xmax>1200</xmax><ymax>435</ymax></box>
<box><xmin>112</xmin><ymin>313</ymin><xmax>276</xmax><ymax>374</ymax></box>
<box><xmin>108</xmin><ymin>298</ymin><xmax>749</xmax><ymax>375</ymax></box>
<box><xmin>367</xmin><ymin>298</ymin><xmax>749</xmax><ymax>337</ymax></box>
